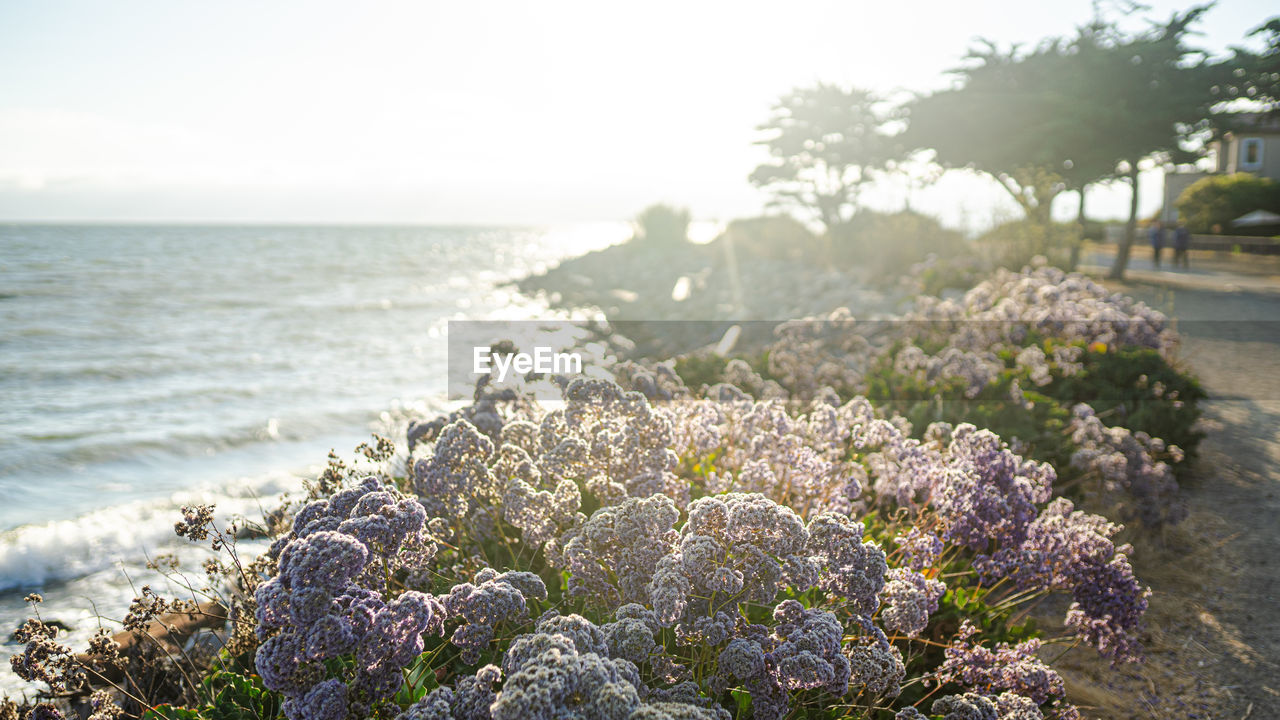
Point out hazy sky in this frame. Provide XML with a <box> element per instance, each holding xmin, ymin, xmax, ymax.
<box><xmin>0</xmin><ymin>1</ymin><xmax>1274</xmax><ymax>227</ymax></box>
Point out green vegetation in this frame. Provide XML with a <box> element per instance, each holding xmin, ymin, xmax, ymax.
<box><xmin>832</xmin><ymin>210</ymin><xmax>969</xmax><ymax>283</ymax></box>
<box><xmin>1176</xmin><ymin>173</ymin><xmax>1280</xmax><ymax>234</ymax></box>
<box><xmin>633</xmin><ymin>204</ymin><xmax>691</xmax><ymax>246</ymax></box>
<box><xmin>973</xmin><ymin>220</ymin><xmax>1081</xmax><ymax>271</ymax></box>
<box><xmin>718</xmin><ymin>215</ymin><xmax>822</xmax><ymax>261</ymax></box>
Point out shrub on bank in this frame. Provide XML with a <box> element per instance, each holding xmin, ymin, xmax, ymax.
<box><xmin>1176</xmin><ymin>173</ymin><xmax>1280</xmax><ymax>235</ymax></box>
<box><xmin>8</xmin><ymin>378</ymin><xmax>1117</xmax><ymax>720</ymax></box>
<box><xmin>973</xmin><ymin>221</ymin><xmax>1079</xmax><ymax>272</ymax></box>
<box><xmin>716</xmin><ymin>215</ymin><xmax>822</xmax><ymax>262</ymax></box>
<box><xmin>831</xmin><ymin>211</ymin><xmax>970</xmax><ymax>285</ymax></box>
<box><xmin>633</xmin><ymin>205</ymin><xmax>693</xmax><ymax>247</ymax></box>
<box><xmin>675</xmin><ymin>266</ymin><xmax>1201</xmax><ymax>529</ymax></box>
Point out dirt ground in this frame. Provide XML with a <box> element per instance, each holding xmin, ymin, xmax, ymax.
<box><xmin>1049</xmin><ymin>280</ymin><xmax>1280</xmax><ymax>719</ymax></box>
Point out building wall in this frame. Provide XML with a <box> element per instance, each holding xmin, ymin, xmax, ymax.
<box><xmin>1222</xmin><ymin>133</ymin><xmax>1280</xmax><ymax>181</ymax></box>
<box><xmin>1263</xmin><ymin>137</ymin><xmax>1280</xmax><ymax>181</ymax></box>
<box><xmin>1162</xmin><ymin>171</ymin><xmax>1209</xmax><ymax>223</ymax></box>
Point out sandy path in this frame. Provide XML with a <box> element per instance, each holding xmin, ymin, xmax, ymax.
<box><xmin>1092</xmin><ymin>281</ymin><xmax>1280</xmax><ymax>716</ymax></box>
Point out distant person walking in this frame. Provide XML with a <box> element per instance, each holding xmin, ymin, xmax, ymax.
<box><xmin>1173</xmin><ymin>221</ymin><xmax>1191</xmax><ymax>269</ymax></box>
<box><xmin>1148</xmin><ymin>221</ymin><xmax>1166</xmax><ymax>269</ymax></box>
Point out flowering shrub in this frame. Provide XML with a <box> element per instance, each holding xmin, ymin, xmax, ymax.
<box><xmin>4</xmin><ymin>267</ymin><xmax>1190</xmax><ymax>720</ymax></box>
<box><xmin>668</xmin><ymin>267</ymin><xmax>1201</xmax><ymax>529</ymax></box>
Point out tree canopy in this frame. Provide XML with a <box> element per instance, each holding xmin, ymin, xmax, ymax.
<box><xmin>900</xmin><ymin>5</ymin><xmax>1220</xmax><ymax>277</ymax></box>
<box><xmin>902</xmin><ymin>38</ymin><xmax>1082</xmax><ymax>223</ymax></box>
<box><xmin>1087</xmin><ymin>5</ymin><xmax>1221</xmax><ymax>277</ymax></box>
<box><xmin>749</xmin><ymin>84</ymin><xmax>901</xmax><ymax>234</ymax></box>
<box><xmin>1215</xmin><ymin>17</ymin><xmax>1280</xmax><ymax>115</ymax></box>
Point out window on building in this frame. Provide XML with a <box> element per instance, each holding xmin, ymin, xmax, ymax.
<box><xmin>1241</xmin><ymin>137</ymin><xmax>1264</xmax><ymax>170</ymax></box>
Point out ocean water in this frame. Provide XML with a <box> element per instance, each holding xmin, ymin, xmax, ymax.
<box><xmin>0</xmin><ymin>223</ymin><xmax>623</xmax><ymax>692</ymax></box>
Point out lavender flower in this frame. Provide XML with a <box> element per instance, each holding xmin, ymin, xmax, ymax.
<box><xmin>974</xmin><ymin>498</ymin><xmax>1150</xmax><ymax>662</ymax></box>
<box><xmin>931</xmin><ymin>692</ymin><xmax>998</xmax><ymax>720</ymax></box>
<box><xmin>933</xmin><ymin>426</ymin><xmax>1053</xmax><ymax>551</ymax></box>
<box><xmin>767</xmin><ymin>601</ymin><xmax>850</xmax><ymax>695</ymax></box>
<box><xmin>994</xmin><ymin>692</ymin><xmax>1044</xmax><ymax>720</ymax></box>
<box><xmin>255</xmin><ymin>477</ymin><xmax>443</xmax><ymax>719</ymax></box>
<box><xmin>939</xmin><ymin>621</ymin><xmax>1065</xmax><ymax>705</ymax></box>
<box><xmin>805</xmin><ymin>512</ymin><xmax>887</xmax><ymax>617</ymax></box>
<box><xmin>413</xmin><ymin>420</ymin><xmax>500</xmax><ymax>520</ymax></box>
<box><xmin>879</xmin><ymin>568</ymin><xmax>945</xmax><ymax>638</ymax></box>
<box><xmin>397</xmin><ymin>665</ymin><xmax>502</xmax><ymax>720</ymax></box>
<box><xmin>443</xmin><ymin>569</ymin><xmax>547</xmax><ymax>663</ymax></box>
<box><xmin>1068</xmin><ymin>403</ymin><xmax>1185</xmax><ymax>526</ymax></box>
<box><xmin>558</xmin><ymin>494</ymin><xmax>680</xmax><ymax>608</ymax></box>
<box><xmin>846</xmin><ymin>641</ymin><xmax>905</xmax><ymax>698</ymax></box>
<box><xmin>649</xmin><ymin>494</ymin><xmax>815</xmax><ymax>629</ymax></box>
<box><xmin>543</xmin><ymin>379</ymin><xmax>682</xmax><ymax>505</ymax></box>
<box><xmin>491</xmin><ymin>631</ymin><xmax>643</xmax><ymax>720</ymax></box>
<box><xmin>894</xmin><ymin>527</ymin><xmax>944</xmax><ymax>571</ymax></box>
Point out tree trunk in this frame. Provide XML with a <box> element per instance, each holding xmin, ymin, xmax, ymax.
<box><xmin>817</xmin><ymin>202</ymin><xmax>837</xmax><ymax>263</ymax></box>
<box><xmin>1069</xmin><ymin>187</ymin><xmax>1087</xmax><ymax>271</ymax></box>
<box><xmin>1108</xmin><ymin>166</ymin><xmax>1140</xmax><ymax>280</ymax></box>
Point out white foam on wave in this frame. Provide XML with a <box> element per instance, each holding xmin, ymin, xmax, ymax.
<box><xmin>0</xmin><ymin>470</ymin><xmax>302</xmax><ymax>592</ymax></box>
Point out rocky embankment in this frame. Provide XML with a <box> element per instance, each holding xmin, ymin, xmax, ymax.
<box><xmin>515</xmin><ymin>236</ymin><xmax>903</xmax><ymax>357</ymax></box>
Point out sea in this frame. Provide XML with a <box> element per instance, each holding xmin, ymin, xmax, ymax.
<box><xmin>0</xmin><ymin>222</ymin><xmax>626</xmax><ymax>695</ymax></box>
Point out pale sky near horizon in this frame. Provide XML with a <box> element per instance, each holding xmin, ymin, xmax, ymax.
<box><xmin>0</xmin><ymin>1</ymin><xmax>1275</xmax><ymax>229</ymax></box>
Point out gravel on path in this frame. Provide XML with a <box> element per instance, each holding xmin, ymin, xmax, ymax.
<box><xmin>1076</xmin><ymin>280</ymin><xmax>1280</xmax><ymax>717</ymax></box>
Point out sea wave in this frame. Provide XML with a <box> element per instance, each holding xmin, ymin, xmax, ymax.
<box><xmin>0</xmin><ymin>471</ymin><xmax>299</xmax><ymax>592</ymax></box>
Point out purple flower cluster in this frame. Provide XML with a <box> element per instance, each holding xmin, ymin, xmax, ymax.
<box><xmin>879</xmin><ymin>568</ymin><xmax>945</xmax><ymax>638</ymax></box>
<box><xmin>413</xmin><ymin>420</ymin><xmax>505</xmax><ymax>523</ymax></box>
<box><xmin>847</xmin><ymin>640</ymin><xmax>906</xmax><ymax>698</ymax></box>
<box><xmin>648</xmin><ymin>493</ymin><xmax>813</xmax><ymax>626</ymax></box>
<box><xmin>894</xmin><ymin>528</ymin><xmax>944</xmax><ymax>571</ymax></box>
<box><xmin>478</xmin><ymin>612</ymin><xmax>727</xmax><ymax>720</ymax></box>
<box><xmin>1069</xmin><ymin>403</ymin><xmax>1186</xmax><ymax>526</ymax></box>
<box><xmin>930</xmin><ymin>692</ymin><xmax>998</xmax><ymax>720</ymax></box>
<box><xmin>860</xmin><ymin>419</ymin><xmax>1054</xmax><ymax>553</ymax></box>
<box><xmin>766</xmin><ymin>600</ymin><xmax>851</xmax><ymax>696</ymax></box>
<box><xmin>765</xmin><ymin>309</ymin><xmax>874</xmax><ymax>401</ymax></box>
<box><xmin>977</xmin><ymin>498</ymin><xmax>1150</xmax><ymax>662</ymax></box>
<box><xmin>851</xmin><ymin>410</ymin><xmax>1150</xmax><ymax>664</ymax></box>
<box><xmin>711</xmin><ymin>602</ymin><xmax>858</xmax><ymax>720</ymax></box>
<box><xmin>407</xmin><ymin>382</ymin><xmax>542</xmax><ymax>451</ymax></box>
<box><xmin>669</xmin><ymin>397</ymin><xmax>864</xmax><ymax>516</ymax></box>
<box><xmin>932</xmin><ymin>425</ymin><xmax>1055</xmax><ymax>551</ymax></box>
<box><xmin>230</xmin><ymin>350</ymin><xmax>1155</xmax><ymax>720</ymax></box>
<box><xmin>805</xmin><ymin>512</ymin><xmax>888</xmax><ymax>617</ymax></box>
<box><xmin>940</xmin><ymin>621</ymin><xmax>1065</xmax><ymax>705</ymax></box>
<box><xmin>557</xmin><ymin>495</ymin><xmax>680</xmax><ymax>609</ymax></box>
<box><xmin>924</xmin><ymin>690</ymin><xmax>1050</xmax><ymax>720</ymax></box>
<box><xmin>443</xmin><ymin>569</ymin><xmax>547</xmax><ymax>664</ymax></box>
<box><xmin>893</xmin><ymin>344</ymin><xmax>1004</xmax><ymax>399</ymax></box>
<box><xmin>411</xmin><ymin>414</ymin><xmax>586</xmax><ymax>556</ymax></box>
<box><xmin>908</xmin><ymin>266</ymin><xmax>1176</xmax><ymax>358</ymax></box>
<box><xmin>254</xmin><ymin>478</ymin><xmax>444</xmax><ymax>720</ymax></box>
<box><xmin>546</xmin><ymin>379</ymin><xmax>682</xmax><ymax>505</ymax></box>
<box><xmin>601</xmin><ymin>604</ymin><xmax>661</xmax><ymax>664</ymax></box>
<box><xmin>1063</xmin><ymin>551</ymin><xmax>1150</xmax><ymax>664</ymax></box>
<box><xmin>613</xmin><ymin>361</ymin><xmax>690</xmax><ymax>403</ymax></box>
<box><xmin>397</xmin><ymin>664</ymin><xmax>501</xmax><ymax>720</ymax></box>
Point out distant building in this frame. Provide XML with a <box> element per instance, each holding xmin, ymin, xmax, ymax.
<box><xmin>1162</xmin><ymin>113</ymin><xmax>1280</xmax><ymax>224</ymax></box>
<box><xmin>1212</xmin><ymin>113</ymin><xmax>1280</xmax><ymax>178</ymax></box>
